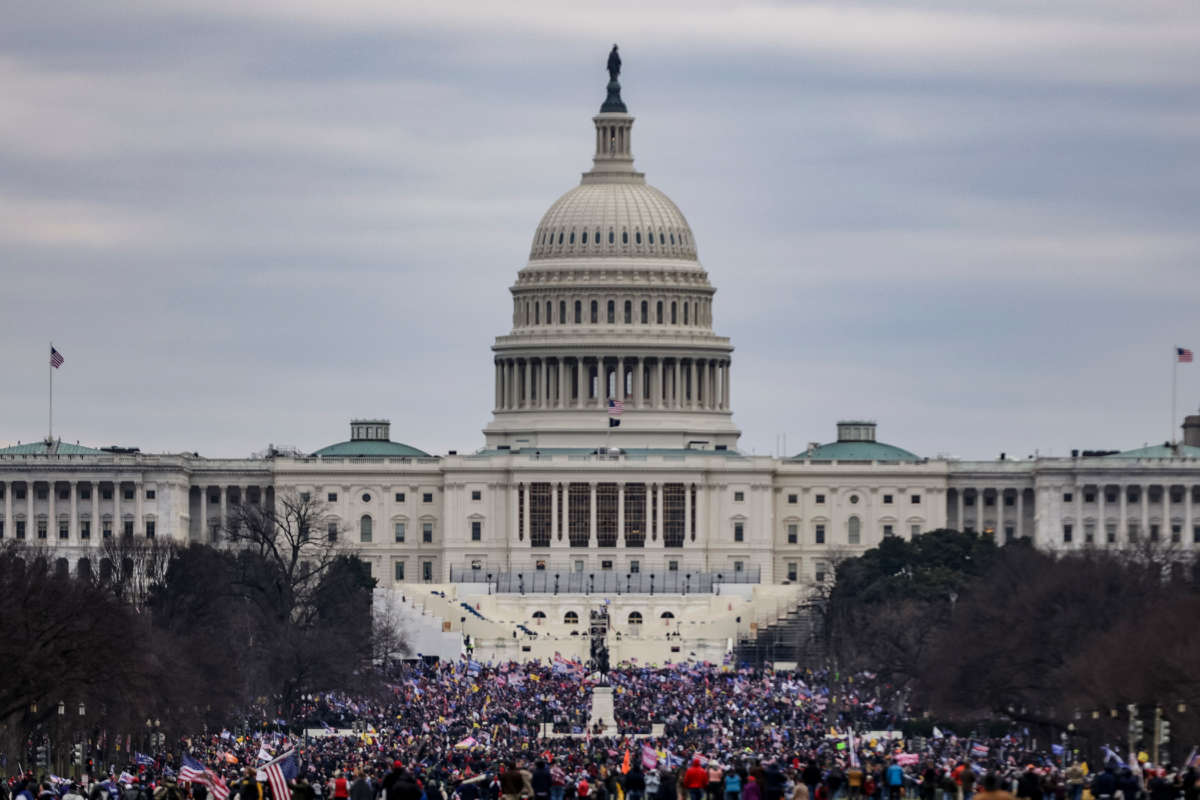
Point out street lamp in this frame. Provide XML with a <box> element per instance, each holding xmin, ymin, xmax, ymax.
<box><xmin>78</xmin><ymin>702</ymin><xmax>86</xmax><ymax>717</ymax></box>
<box><xmin>58</xmin><ymin>701</ymin><xmax>66</xmax><ymax>717</ymax></box>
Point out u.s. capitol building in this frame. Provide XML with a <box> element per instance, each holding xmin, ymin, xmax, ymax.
<box><xmin>4</xmin><ymin>62</ymin><xmax>1200</xmax><ymax>609</ymax></box>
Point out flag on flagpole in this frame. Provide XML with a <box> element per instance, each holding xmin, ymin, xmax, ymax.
<box><xmin>1178</xmin><ymin>347</ymin><xmax>1194</xmax><ymax>363</ymax></box>
<box><xmin>608</xmin><ymin>399</ymin><xmax>623</xmax><ymax>427</ymax></box>
<box><xmin>50</xmin><ymin>347</ymin><xmax>64</xmax><ymax>368</ymax></box>
<box><xmin>262</xmin><ymin>750</ymin><xmax>297</xmax><ymax>800</ymax></box>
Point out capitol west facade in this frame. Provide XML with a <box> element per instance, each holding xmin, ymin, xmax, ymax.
<box><xmin>4</xmin><ymin>66</ymin><xmax>1200</xmax><ymax>609</ymax></box>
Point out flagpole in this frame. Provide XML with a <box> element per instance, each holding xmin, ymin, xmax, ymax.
<box><xmin>49</xmin><ymin>341</ymin><xmax>54</xmax><ymax>442</ymax></box>
<box><xmin>1172</xmin><ymin>346</ymin><xmax>1178</xmax><ymax>445</ymax></box>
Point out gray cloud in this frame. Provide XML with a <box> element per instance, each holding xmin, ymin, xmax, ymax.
<box><xmin>3</xmin><ymin>1</ymin><xmax>1199</xmax><ymax>459</ymax></box>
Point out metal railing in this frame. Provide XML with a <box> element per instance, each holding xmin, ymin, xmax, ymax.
<box><xmin>448</xmin><ymin>567</ymin><xmax>760</xmax><ymax>593</ymax></box>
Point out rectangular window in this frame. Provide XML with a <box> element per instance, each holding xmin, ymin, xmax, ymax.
<box><xmin>882</xmin><ymin>524</ymin><xmax>893</xmax><ymax>538</ymax></box>
<box><xmin>395</xmin><ymin>492</ymin><xmax>405</xmax><ymax>502</ymax></box>
<box><xmin>911</xmin><ymin>524</ymin><xmax>921</xmax><ymax>537</ymax></box>
<box><xmin>327</xmin><ymin>522</ymin><xmax>338</xmax><ymax>542</ymax></box>
<box><xmin>299</xmin><ymin>491</ymin><xmax>311</xmax><ymax>502</ymax></box>
<box><xmin>123</xmin><ymin>520</ymin><xmax>134</xmax><ymax>537</ymax></box>
<box><xmin>360</xmin><ymin>521</ymin><xmax>372</xmax><ymax>544</ymax></box>
<box><xmin>734</xmin><ymin>522</ymin><xmax>744</xmax><ymax>542</ymax></box>
<box><xmin>667</xmin><ymin>560</ymin><xmax>679</xmax><ymax>572</ymax></box>
<box><xmin>1004</xmin><ymin>525</ymin><xmax>1014</xmax><ymax>542</ymax></box>
<box><xmin>568</xmin><ymin>483</ymin><xmax>589</xmax><ymax>547</ymax></box>
<box><xmin>394</xmin><ymin>562</ymin><xmax>405</xmax><ymax>582</ymax></box>
<box><xmin>102</xmin><ymin>520</ymin><xmax>112</xmax><ymax>539</ymax></box>
<box><xmin>601</xmin><ymin>560</ymin><xmax>613</xmax><ymax>570</ymax></box>
<box><xmin>124</xmin><ymin>489</ymin><xmax>134</xmax><ymax>500</ymax></box>
<box><xmin>984</xmin><ymin>495</ymin><xmax>995</xmax><ymax>507</ymax></box>
<box><xmin>394</xmin><ymin>522</ymin><xmax>405</xmax><ymax>542</ymax></box>
<box><xmin>327</xmin><ymin>492</ymin><xmax>338</xmax><ymax>502</ymax></box>
<box><xmin>37</xmin><ymin>488</ymin><xmax>47</xmax><ymax>500</ymax></box>
<box><xmin>1149</xmin><ymin>523</ymin><xmax>1160</xmax><ymax>542</ymax></box>
<box><xmin>911</xmin><ymin>494</ymin><xmax>921</xmax><ymax>504</ymax></box>
<box><xmin>815</xmin><ymin>494</ymin><xmax>825</xmax><ymax>504</ymax></box>
<box><xmin>623</xmin><ymin>482</ymin><xmax>646</xmax><ymax>548</ymax></box>
<box><xmin>422</xmin><ymin>561</ymin><xmax>433</xmax><ymax>582</ymax></box>
<box><xmin>964</xmin><ymin>495</ymin><xmax>975</xmax><ymax>507</ymax></box>
<box><xmin>1084</xmin><ymin>492</ymin><xmax>1095</xmax><ymax>503</ymax></box>
<box><xmin>815</xmin><ymin>523</ymin><xmax>825</xmax><ymax>545</ymax></box>
<box><xmin>17</xmin><ymin>520</ymin><xmax>26</xmax><ymax>539</ymax></box>
<box><xmin>15</xmin><ymin>488</ymin><xmax>26</xmax><ymax>500</ymax></box>
<box><xmin>37</xmin><ymin>519</ymin><xmax>48</xmax><ymax>539</ymax></box>
<box><xmin>1004</xmin><ymin>495</ymin><xmax>1014</xmax><ymax>506</ymax></box>
<box><xmin>423</xmin><ymin>492</ymin><xmax>433</xmax><ymax>503</ymax></box>
<box><xmin>1128</xmin><ymin>522</ymin><xmax>1139</xmax><ymax>542</ymax></box>
<box><xmin>1171</xmin><ymin>524</ymin><xmax>1182</xmax><ymax>543</ymax></box>
<box><xmin>815</xmin><ymin>561</ymin><xmax>827</xmax><ymax>583</ymax></box>
<box><xmin>471</xmin><ymin>490</ymin><xmax>482</xmax><ymax>501</ymax></box>
<box><xmin>145</xmin><ymin>520</ymin><xmax>155</xmax><ymax>539</ymax></box>
<box><xmin>146</xmin><ymin>489</ymin><xmax>156</xmax><ymax>499</ymax></box>
<box><xmin>575</xmin><ymin>560</ymin><xmax>584</xmax><ymax>572</ymax></box>
<box><xmin>80</xmin><ymin>520</ymin><xmax>90</xmax><ymax>540</ymax></box>
<box><xmin>1194</xmin><ymin>525</ymin><xmax>1200</xmax><ymax>544</ymax></box>
<box><xmin>629</xmin><ymin>560</ymin><xmax>640</xmax><ymax>573</ymax></box>
<box><xmin>471</xmin><ymin>520</ymin><xmax>482</xmax><ymax>541</ymax></box>
<box><xmin>422</xmin><ymin>522</ymin><xmax>433</xmax><ymax>543</ymax></box>
<box><xmin>59</xmin><ymin>489</ymin><xmax>69</xmax><ymax>500</ymax></box>
<box><xmin>883</xmin><ymin>494</ymin><xmax>893</xmax><ymax>504</ymax></box>
<box><xmin>787</xmin><ymin>494</ymin><xmax>798</xmax><ymax>504</ymax></box>
<box><xmin>1106</xmin><ymin>523</ymin><xmax>1117</xmax><ymax>544</ymax></box>
<box><xmin>733</xmin><ymin>491</ymin><xmax>744</xmax><ymax>502</ymax></box>
<box><xmin>662</xmin><ymin>483</ymin><xmax>686</xmax><ymax>548</ymax></box>
<box><xmin>1106</xmin><ymin>491</ymin><xmax>1117</xmax><ymax>503</ymax></box>
<box><xmin>1063</xmin><ymin>523</ymin><xmax>1073</xmax><ymax>544</ymax></box>
<box><xmin>0</xmin><ymin>520</ymin><xmax>3</xmax><ymax>539</ymax></box>
<box><xmin>733</xmin><ymin>560</ymin><xmax>744</xmax><ymax>573</ymax></box>
<box><xmin>59</xmin><ymin>521</ymin><xmax>69</xmax><ymax>539</ymax></box>
<box><xmin>1063</xmin><ymin>492</ymin><xmax>1073</xmax><ymax>503</ymax></box>
<box><xmin>1084</xmin><ymin>522</ymin><xmax>1095</xmax><ymax>544</ymax></box>
<box><xmin>787</xmin><ymin>523</ymin><xmax>798</xmax><ymax>544</ymax></box>
<box><xmin>787</xmin><ymin>562</ymin><xmax>798</xmax><ymax>582</ymax></box>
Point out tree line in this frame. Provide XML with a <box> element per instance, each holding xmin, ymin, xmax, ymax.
<box><xmin>0</xmin><ymin>492</ymin><xmax>389</xmax><ymax>774</ymax></box>
<box><xmin>820</xmin><ymin>529</ymin><xmax>1200</xmax><ymax>764</ymax></box>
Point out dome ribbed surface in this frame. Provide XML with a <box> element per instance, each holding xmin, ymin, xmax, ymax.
<box><xmin>529</xmin><ymin>182</ymin><xmax>698</xmax><ymax>261</ymax></box>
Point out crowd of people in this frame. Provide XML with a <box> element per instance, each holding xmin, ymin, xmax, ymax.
<box><xmin>5</xmin><ymin>661</ymin><xmax>1199</xmax><ymax>800</ymax></box>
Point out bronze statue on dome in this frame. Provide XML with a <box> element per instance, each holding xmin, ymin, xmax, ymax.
<box><xmin>607</xmin><ymin>44</ymin><xmax>621</xmax><ymax>82</ymax></box>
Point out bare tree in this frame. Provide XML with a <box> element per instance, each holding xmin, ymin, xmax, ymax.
<box><xmin>99</xmin><ymin>533</ymin><xmax>176</xmax><ymax>607</ymax></box>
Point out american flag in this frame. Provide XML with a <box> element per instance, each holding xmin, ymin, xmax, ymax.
<box><xmin>1179</xmin><ymin>347</ymin><xmax>1194</xmax><ymax>363</ymax></box>
<box><xmin>50</xmin><ymin>346</ymin><xmax>64</xmax><ymax>368</ymax></box>
<box><xmin>608</xmin><ymin>398</ymin><xmax>624</xmax><ymax>416</ymax></box>
<box><xmin>263</xmin><ymin>750</ymin><xmax>297</xmax><ymax>800</ymax></box>
<box><xmin>180</xmin><ymin>755</ymin><xmax>230</xmax><ymax>800</ymax></box>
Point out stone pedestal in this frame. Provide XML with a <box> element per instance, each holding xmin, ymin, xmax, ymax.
<box><xmin>589</xmin><ymin>685</ymin><xmax>617</xmax><ymax>734</ymax></box>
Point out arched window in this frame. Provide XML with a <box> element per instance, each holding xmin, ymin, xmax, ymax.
<box><xmin>557</xmin><ymin>231</ymin><xmax>563</xmax><ymax>244</ymax></box>
<box><xmin>656</xmin><ymin>301</ymin><xmax>663</xmax><ymax>324</ymax></box>
<box><xmin>360</xmin><ymin>514</ymin><xmax>373</xmax><ymax>543</ymax></box>
<box><xmin>670</xmin><ymin>232</ymin><xmax>675</xmax><ymax>245</ymax></box>
<box><xmin>591</xmin><ymin>300</ymin><xmax>598</xmax><ymax>323</ymax></box>
<box><xmin>622</xmin><ymin>231</ymin><xmax>628</xmax><ymax>244</ymax></box>
<box><xmin>582</xmin><ymin>231</ymin><xmax>587</xmax><ymax>244</ymax></box>
<box><xmin>660</xmin><ymin>611</ymin><xmax>675</xmax><ymax>619</ymax></box>
<box><xmin>609</xmin><ymin>230</ymin><xmax>615</xmax><ymax>244</ymax></box>
<box><xmin>525</xmin><ymin>302</ymin><xmax>530</xmax><ymax>325</ymax></box>
<box><xmin>569</xmin><ymin>231</ymin><xmax>575</xmax><ymax>244</ymax></box>
<box><xmin>641</xmin><ymin>300</ymin><xmax>648</xmax><ymax>324</ymax></box>
<box><xmin>575</xmin><ymin>300</ymin><xmax>582</xmax><ymax>324</ymax></box>
<box><xmin>659</xmin><ymin>230</ymin><xmax>665</xmax><ymax>245</ymax></box>
<box><xmin>545</xmin><ymin>301</ymin><xmax>551</xmax><ymax>324</ymax></box>
<box><xmin>532</xmin><ymin>610</ymin><xmax>547</xmax><ymax>620</ymax></box>
<box><xmin>671</xmin><ymin>302</ymin><xmax>677</xmax><ymax>324</ymax></box>
<box><xmin>683</xmin><ymin>304</ymin><xmax>689</xmax><ymax>325</ymax></box>
<box><xmin>648</xmin><ymin>232</ymin><xmax>654</xmax><ymax>244</ymax></box>
<box><xmin>595</xmin><ymin>229</ymin><xmax>600</xmax><ymax>244</ymax></box>
<box><xmin>624</xmin><ymin>300</ymin><xmax>632</xmax><ymax>324</ymax></box>
<box><xmin>560</xmin><ymin>300</ymin><xmax>566</xmax><ymax>324</ymax></box>
<box><xmin>607</xmin><ymin>300</ymin><xmax>615</xmax><ymax>324</ymax></box>
<box><xmin>77</xmin><ymin>558</ymin><xmax>92</xmax><ymax>580</ymax></box>
<box><xmin>628</xmin><ymin>611</ymin><xmax>643</xmax><ymax>625</ymax></box>
<box><xmin>564</xmin><ymin>611</ymin><xmax>579</xmax><ymax>625</ymax></box>
<box><xmin>534</xmin><ymin>303</ymin><xmax>540</xmax><ymax>324</ymax></box>
<box><xmin>635</xmin><ymin>230</ymin><xmax>642</xmax><ymax>244</ymax></box>
<box><xmin>848</xmin><ymin>516</ymin><xmax>861</xmax><ymax>545</ymax></box>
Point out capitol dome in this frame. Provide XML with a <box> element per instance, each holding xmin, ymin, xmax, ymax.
<box><xmin>529</xmin><ymin>182</ymin><xmax>698</xmax><ymax>261</ymax></box>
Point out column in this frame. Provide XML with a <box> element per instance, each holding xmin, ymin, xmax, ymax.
<box><xmin>695</xmin><ymin>483</ymin><xmax>706</xmax><ymax>547</ymax></box>
<box><xmin>655</xmin><ymin>359</ymin><xmax>664</xmax><ymax>408</ymax></box>
<box><xmin>1186</xmin><ymin>486</ymin><xmax>1194</xmax><ymax>547</ymax></box>
<box><xmin>495</xmin><ymin>362</ymin><xmax>502</xmax><ymax>410</ymax></box>
<box><xmin>113</xmin><ymin>480</ymin><xmax>121</xmax><ymax>537</ymax></box>
<box><xmin>576</xmin><ymin>358</ymin><xmax>585</xmax><ymax>408</ymax></box>
<box><xmin>558</xmin><ymin>358</ymin><xmax>568</xmax><ymax>409</ymax></box>
<box><xmin>1164</xmin><ymin>484</ymin><xmax>1172</xmax><ymax>540</ymax></box>
<box><xmin>618</xmin><ymin>484</ymin><xmax>625</xmax><ymax>545</ymax></box>
<box><xmin>633</xmin><ymin>357</ymin><xmax>643</xmax><ymax>409</ymax></box>
<box><xmin>588</xmin><ymin>483</ymin><xmax>597</xmax><ymax>546</ymax></box>
<box><xmin>551</xmin><ymin>481</ymin><xmax>559</xmax><ymax>542</ymax></box>
<box><xmin>723</xmin><ymin>361</ymin><xmax>731</xmax><ymax>410</ymax></box>
<box><xmin>684</xmin><ymin>482</ymin><xmax>692</xmax><ymax>540</ymax></box>
<box><xmin>522</xmin><ymin>359</ymin><xmax>531</xmax><ymax>408</ymax></box>
<box><xmin>1141</xmin><ymin>484</ymin><xmax>1150</xmax><ymax>540</ymax></box>
<box><xmin>617</xmin><ymin>356</ymin><xmax>625</xmax><ymax>401</ymax></box>
<box><xmin>655</xmin><ymin>483</ymin><xmax>664</xmax><ymax>543</ymax></box>
<box><xmin>1016</xmin><ymin>489</ymin><xmax>1024</xmax><ymax>538</ymax></box>
<box><xmin>219</xmin><ymin>486</ymin><xmax>228</xmax><ymax>538</ymax></box>
<box><xmin>522</xmin><ymin>483</ymin><xmax>531</xmax><ymax>541</ymax></box>
<box><xmin>135</xmin><ymin>481</ymin><xmax>144</xmax><ymax>536</ymax></box>
<box><xmin>956</xmin><ymin>489</ymin><xmax>964</xmax><ymax>530</ymax></box>
<box><xmin>48</xmin><ymin>481</ymin><xmax>56</xmax><ymax>539</ymax></box>
<box><xmin>689</xmin><ymin>359</ymin><xmax>698</xmax><ymax>408</ymax></box>
<box><xmin>673</xmin><ymin>359</ymin><xmax>682</xmax><ymax>409</ymax></box>
<box><xmin>198</xmin><ymin>486</ymin><xmax>207</xmax><ymax>541</ymax></box>
<box><xmin>26</xmin><ymin>481</ymin><xmax>34</xmax><ymax>537</ymax></box>
<box><xmin>1075</xmin><ymin>484</ymin><xmax>1084</xmax><ymax>547</ymax></box>
<box><xmin>975</xmin><ymin>488</ymin><xmax>984</xmax><ymax>532</ymax></box>
<box><xmin>3</xmin><ymin>481</ymin><xmax>12</xmax><ymax>540</ymax></box>
<box><xmin>69</xmin><ymin>481</ymin><xmax>78</xmax><ymax>540</ymax></box>
<box><xmin>561</xmin><ymin>483</ymin><xmax>569</xmax><ymax>542</ymax></box>
<box><xmin>996</xmin><ymin>488</ymin><xmax>1004</xmax><ymax>538</ymax></box>
<box><xmin>1096</xmin><ymin>485</ymin><xmax>1106</xmax><ymax>544</ymax></box>
<box><xmin>1119</xmin><ymin>485</ymin><xmax>1127</xmax><ymax>543</ymax></box>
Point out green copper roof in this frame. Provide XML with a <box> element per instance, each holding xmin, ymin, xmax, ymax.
<box><xmin>792</xmin><ymin>440</ymin><xmax>920</xmax><ymax>462</ymax></box>
<box><xmin>312</xmin><ymin>439</ymin><xmax>431</xmax><ymax>458</ymax></box>
<box><xmin>0</xmin><ymin>439</ymin><xmax>104</xmax><ymax>456</ymax></box>
<box><xmin>1108</xmin><ymin>443</ymin><xmax>1200</xmax><ymax>459</ymax></box>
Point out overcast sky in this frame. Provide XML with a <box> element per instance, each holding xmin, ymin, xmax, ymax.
<box><xmin>3</xmin><ymin>1</ymin><xmax>1200</xmax><ymax>460</ymax></box>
